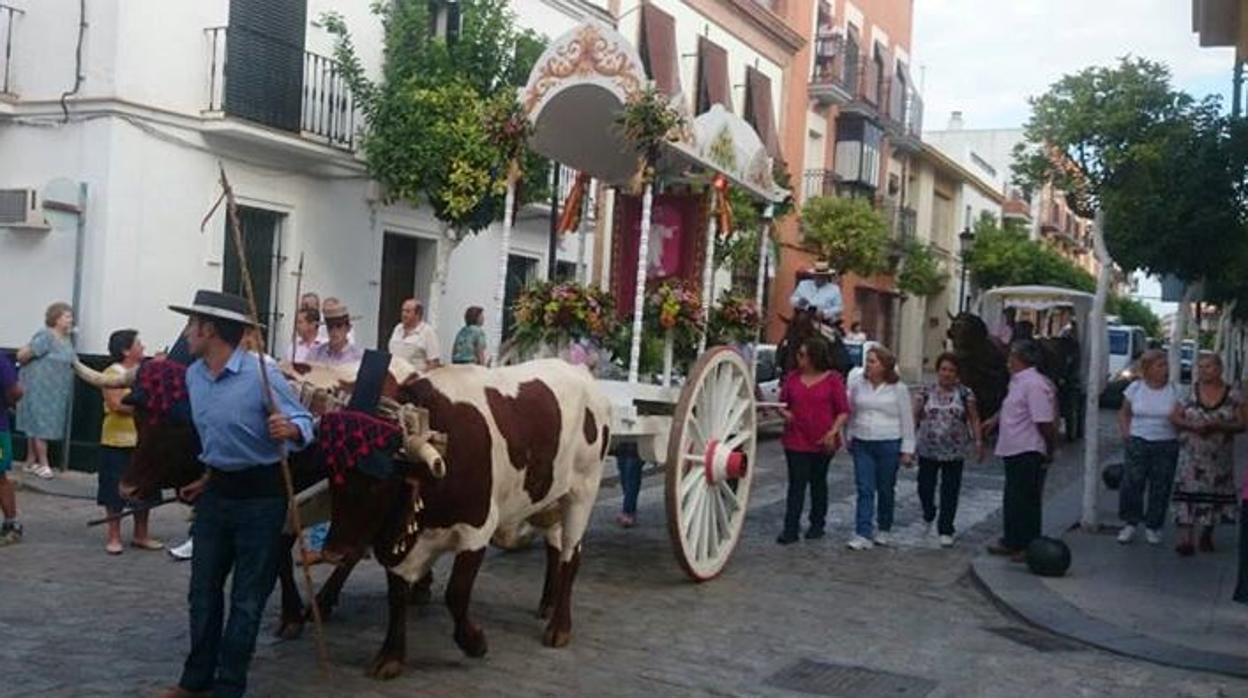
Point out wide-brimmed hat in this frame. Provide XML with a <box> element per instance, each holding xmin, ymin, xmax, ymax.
<box><xmin>322</xmin><ymin>301</ymin><xmax>361</xmax><ymax>324</ymax></box>
<box><xmin>169</xmin><ymin>290</ymin><xmax>262</xmax><ymax>327</ymax></box>
<box><xmin>810</xmin><ymin>261</ymin><xmax>834</xmax><ymax>276</ymax></box>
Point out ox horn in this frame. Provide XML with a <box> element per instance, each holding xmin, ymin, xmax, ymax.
<box><xmin>73</xmin><ymin>360</ymin><xmax>136</xmax><ymax>388</ymax></box>
<box><xmin>947</xmin><ymin>310</ymin><xmax>957</xmax><ymax>322</ymax></box>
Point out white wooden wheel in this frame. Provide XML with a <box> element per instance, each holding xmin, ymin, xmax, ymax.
<box><xmin>665</xmin><ymin>347</ymin><xmax>757</xmax><ymax>582</ymax></box>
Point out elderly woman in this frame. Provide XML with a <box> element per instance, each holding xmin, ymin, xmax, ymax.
<box><xmin>452</xmin><ymin>306</ymin><xmax>488</xmax><ymax>366</ymax></box>
<box><xmin>1170</xmin><ymin>352</ymin><xmax>1243</xmax><ymax>556</ymax></box>
<box><xmin>913</xmin><ymin>352</ymin><xmax>983</xmax><ymax>548</ymax></box>
<box><xmin>15</xmin><ymin>302</ymin><xmax>76</xmax><ymax>480</ymax></box>
<box><xmin>1116</xmin><ymin>349</ymin><xmax>1181</xmax><ymax>546</ymax></box>
<box><xmin>846</xmin><ymin>345</ymin><xmax>915</xmax><ymax>551</ymax></box>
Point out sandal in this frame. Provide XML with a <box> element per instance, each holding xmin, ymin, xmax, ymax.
<box><xmin>105</xmin><ymin>541</ymin><xmax>124</xmax><ymax>555</ymax></box>
<box><xmin>131</xmin><ymin>538</ymin><xmax>165</xmax><ymax>551</ymax></box>
<box><xmin>615</xmin><ymin>513</ymin><xmax>636</xmax><ymax>529</ymax></box>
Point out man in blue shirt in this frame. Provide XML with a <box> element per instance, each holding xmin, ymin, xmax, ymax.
<box><xmin>157</xmin><ymin>290</ymin><xmax>313</xmax><ymax>698</ymax></box>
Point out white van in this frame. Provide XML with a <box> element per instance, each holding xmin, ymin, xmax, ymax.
<box><xmin>1107</xmin><ymin>325</ymin><xmax>1146</xmax><ymax>383</ymax></box>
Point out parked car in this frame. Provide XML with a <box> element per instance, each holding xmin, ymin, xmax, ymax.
<box><xmin>1100</xmin><ymin>325</ymin><xmax>1146</xmax><ymax>409</ymax></box>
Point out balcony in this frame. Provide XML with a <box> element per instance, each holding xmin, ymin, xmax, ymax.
<box><xmin>881</xmin><ymin>199</ymin><xmax>917</xmax><ymax>243</ymax></box>
<box><xmin>885</xmin><ymin>87</ymin><xmax>923</xmax><ymax>153</ymax></box>
<box><xmin>0</xmin><ymin>3</ymin><xmax>22</xmax><ymax>103</ymax></box>
<box><xmin>809</xmin><ymin>40</ymin><xmax>886</xmax><ymax>118</ymax></box>
<box><xmin>205</xmin><ymin>26</ymin><xmax>358</xmax><ymax>152</ymax></box>
<box><xmin>802</xmin><ymin>168</ymin><xmax>839</xmax><ymax>201</ymax></box>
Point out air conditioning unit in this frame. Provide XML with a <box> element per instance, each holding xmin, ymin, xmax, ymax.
<box><xmin>0</xmin><ymin>189</ymin><xmax>51</xmax><ymax>231</ymax></box>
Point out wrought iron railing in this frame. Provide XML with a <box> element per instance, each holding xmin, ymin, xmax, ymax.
<box><xmin>1</xmin><ymin>3</ymin><xmax>22</xmax><ymax>95</ymax></box>
<box><xmin>205</xmin><ymin>26</ymin><xmax>358</xmax><ymax>150</ymax></box>
<box><xmin>802</xmin><ymin>169</ymin><xmax>838</xmax><ymax>201</ymax></box>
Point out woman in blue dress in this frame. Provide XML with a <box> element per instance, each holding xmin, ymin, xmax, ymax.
<box><xmin>16</xmin><ymin>302</ymin><xmax>76</xmax><ymax>480</ymax></box>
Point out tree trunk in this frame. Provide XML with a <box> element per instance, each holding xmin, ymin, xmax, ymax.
<box><xmin>492</xmin><ymin>174</ymin><xmax>518</xmax><ymax>360</ymax></box>
<box><xmin>1168</xmin><ymin>284</ymin><xmax>1196</xmax><ymax>385</ymax></box>
<box><xmin>1081</xmin><ymin>211</ymin><xmax>1112</xmax><ymax>530</ymax></box>
<box><xmin>430</xmin><ymin>221</ymin><xmax>456</xmax><ymax>336</ymax></box>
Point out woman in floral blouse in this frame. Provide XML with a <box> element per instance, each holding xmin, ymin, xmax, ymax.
<box><xmin>912</xmin><ymin>352</ymin><xmax>983</xmax><ymax>548</ymax></box>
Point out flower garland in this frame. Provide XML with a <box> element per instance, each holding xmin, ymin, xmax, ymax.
<box><xmin>709</xmin><ymin>293</ymin><xmax>761</xmax><ymax>344</ymax></box>
<box><xmin>512</xmin><ymin>280</ymin><xmax>618</xmax><ymax>354</ymax></box>
<box><xmin>647</xmin><ymin>279</ymin><xmax>704</xmax><ymax>335</ymax></box>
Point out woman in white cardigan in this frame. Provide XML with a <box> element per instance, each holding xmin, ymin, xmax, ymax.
<box><xmin>846</xmin><ymin>345</ymin><xmax>916</xmax><ymax>550</ymax></box>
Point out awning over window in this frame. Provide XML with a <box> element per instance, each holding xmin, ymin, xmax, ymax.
<box><xmin>639</xmin><ymin>2</ymin><xmax>681</xmax><ymax>97</ymax></box>
<box><xmin>696</xmin><ymin>36</ymin><xmax>732</xmax><ymax>114</ymax></box>
<box><xmin>744</xmin><ymin>66</ymin><xmax>782</xmax><ymax>161</ymax></box>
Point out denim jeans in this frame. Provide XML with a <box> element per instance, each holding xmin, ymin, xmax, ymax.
<box><xmin>179</xmin><ymin>487</ymin><xmax>288</xmax><ymax>698</ymax></box>
<box><xmin>917</xmin><ymin>457</ymin><xmax>964</xmax><ymax>536</ymax></box>
<box><xmin>1119</xmin><ymin>437</ymin><xmax>1179</xmax><ymax>531</ymax></box>
<box><xmin>1002</xmin><ymin>452</ymin><xmax>1047</xmax><ymax>551</ymax></box>
<box><xmin>615</xmin><ymin>443</ymin><xmax>644</xmax><ymax>516</ymax></box>
<box><xmin>782</xmin><ymin>450</ymin><xmax>833</xmax><ymax>537</ymax></box>
<box><xmin>851</xmin><ymin>439</ymin><xmax>901</xmax><ymax>538</ymax></box>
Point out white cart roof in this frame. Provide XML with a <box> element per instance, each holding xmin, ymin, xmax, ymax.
<box><xmin>520</xmin><ymin>22</ymin><xmax>788</xmax><ymax>203</ymax></box>
<box><xmin>978</xmin><ymin>285</ymin><xmax>1094</xmax><ymax>317</ymax></box>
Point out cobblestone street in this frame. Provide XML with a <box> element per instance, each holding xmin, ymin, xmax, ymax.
<box><xmin>2</xmin><ymin>431</ymin><xmax>1245</xmax><ymax>697</ymax></box>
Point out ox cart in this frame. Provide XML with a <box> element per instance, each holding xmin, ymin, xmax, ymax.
<box><xmin>500</xmin><ymin>22</ymin><xmax>789</xmax><ymax>581</ymax></box>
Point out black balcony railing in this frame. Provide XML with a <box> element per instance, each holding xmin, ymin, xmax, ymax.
<box><xmin>206</xmin><ymin>26</ymin><xmax>357</xmax><ymax>150</ymax></box>
<box><xmin>881</xmin><ymin>200</ymin><xmax>917</xmax><ymax>242</ymax></box>
<box><xmin>1</xmin><ymin>3</ymin><xmax>22</xmax><ymax>95</ymax></box>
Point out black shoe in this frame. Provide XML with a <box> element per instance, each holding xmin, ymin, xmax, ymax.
<box><xmin>776</xmin><ymin>533</ymin><xmax>799</xmax><ymax>545</ymax></box>
<box><xmin>804</xmin><ymin>528</ymin><xmax>825</xmax><ymax>540</ymax></box>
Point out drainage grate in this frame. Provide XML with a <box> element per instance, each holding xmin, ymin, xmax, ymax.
<box><xmin>763</xmin><ymin>659</ymin><xmax>937</xmax><ymax>697</ymax></box>
<box><xmin>986</xmin><ymin>625</ymin><xmax>1085</xmax><ymax>652</ymax></box>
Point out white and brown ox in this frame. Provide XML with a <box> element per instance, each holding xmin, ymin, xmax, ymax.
<box><xmin>322</xmin><ymin>359</ymin><xmax>611</xmax><ymax>679</ymax></box>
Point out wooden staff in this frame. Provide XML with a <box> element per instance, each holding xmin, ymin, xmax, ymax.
<box><xmin>290</xmin><ymin>252</ymin><xmax>305</xmax><ymax>360</ymax></box>
<box><xmin>216</xmin><ymin>164</ymin><xmax>330</xmax><ymax>673</ymax></box>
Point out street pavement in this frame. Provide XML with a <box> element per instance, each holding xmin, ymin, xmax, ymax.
<box><xmin>2</xmin><ymin>420</ymin><xmax>1246</xmax><ymax>697</ymax></box>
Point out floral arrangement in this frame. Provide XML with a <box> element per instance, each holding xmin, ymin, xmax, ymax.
<box><xmin>709</xmin><ymin>293</ymin><xmax>761</xmax><ymax>344</ymax></box>
<box><xmin>511</xmin><ymin>280</ymin><xmax>618</xmax><ymax>354</ymax></box>
<box><xmin>646</xmin><ymin>279</ymin><xmax>704</xmax><ymax>335</ymax></box>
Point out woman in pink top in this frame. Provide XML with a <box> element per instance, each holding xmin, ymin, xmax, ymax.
<box><xmin>776</xmin><ymin>338</ymin><xmax>850</xmax><ymax>545</ymax></box>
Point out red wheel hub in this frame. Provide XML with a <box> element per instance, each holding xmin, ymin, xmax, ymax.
<box><xmin>703</xmin><ymin>439</ymin><xmax>748</xmax><ymax>484</ymax></box>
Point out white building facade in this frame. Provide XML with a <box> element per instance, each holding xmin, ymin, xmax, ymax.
<box><xmin>0</xmin><ymin>0</ymin><xmax>610</xmax><ymax>358</ymax></box>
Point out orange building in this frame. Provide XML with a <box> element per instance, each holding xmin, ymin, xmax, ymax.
<box><xmin>765</xmin><ymin>0</ymin><xmax>923</xmax><ymax>347</ymax></box>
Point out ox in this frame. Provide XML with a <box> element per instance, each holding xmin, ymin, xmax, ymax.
<box><xmin>947</xmin><ymin>312</ymin><xmax>1010</xmax><ymax>419</ymax></box>
<box><xmin>322</xmin><ymin>359</ymin><xmax>611</xmax><ymax>679</ymax></box>
<box><xmin>71</xmin><ymin>357</ymin><xmax>425</xmax><ymax>640</ymax></box>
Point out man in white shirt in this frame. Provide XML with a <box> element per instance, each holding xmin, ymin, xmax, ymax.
<box><xmin>389</xmin><ymin>298</ymin><xmax>442</xmax><ymax>372</ymax></box>
<box><xmin>317</xmin><ymin>296</ymin><xmax>356</xmax><ymax>345</ymax></box>
<box><xmin>789</xmin><ymin>261</ymin><xmax>843</xmax><ymax>324</ymax></box>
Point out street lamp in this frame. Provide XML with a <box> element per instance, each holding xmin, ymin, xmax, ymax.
<box><xmin>958</xmin><ymin>226</ymin><xmax>975</xmax><ymax>313</ymax></box>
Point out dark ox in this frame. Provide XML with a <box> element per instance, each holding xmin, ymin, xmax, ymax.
<box><xmin>947</xmin><ymin>312</ymin><xmax>1009</xmax><ymax>419</ymax></box>
<box><xmin>72</xmin><ymin>358</ymin><xmax>373</xmax><ymax>640</ymax></box>
<box><xmin>323</xmin><ymin>359</ymin><xmax>611</xmax><ymax>680</ymax></box>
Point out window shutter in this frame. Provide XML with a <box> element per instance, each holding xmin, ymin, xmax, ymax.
<box><xmin>226</xmin><ymin>0</ymin><xmax>307</xmax><ymax>132</ymax></box>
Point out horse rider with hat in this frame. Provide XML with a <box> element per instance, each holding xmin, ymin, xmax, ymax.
<box><xmin>157</xmin><ymin>290</ymin><xmax>314</xmax><ymax>698</ymax></box>
<box><xmin>790</xmin><ymin>261</ymin><xmax>844</xmax><ymax>325</ymax></box>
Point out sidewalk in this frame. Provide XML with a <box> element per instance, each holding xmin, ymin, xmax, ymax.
<box><xmin>973</xmin><ymin>437</ymin><xmax>1248</xmax><ymax>678</ymax></box>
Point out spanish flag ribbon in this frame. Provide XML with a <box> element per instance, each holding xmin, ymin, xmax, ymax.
<box><xmin>558</xmin><ymin>171</ymin><xmax>593</xmax><ymax>235</ymax></box>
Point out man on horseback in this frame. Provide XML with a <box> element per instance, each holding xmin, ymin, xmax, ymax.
<box><xmin>789</xmin><ymin>261</ymin><xmax>843</xmax><ymax>327</ymax></box>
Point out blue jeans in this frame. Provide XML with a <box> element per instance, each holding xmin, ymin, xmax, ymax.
<box><xmin>616</xmin><ymin>443</ymin><xmax>643</xmax><ymax>516</ymax></box>
<box><xmin>179</xmin><ymin>488</ymin><xmax>287</xmax><ymax>698</ymax></box>
<box><xmin>851</xmin><ymin>439</ymin><xmax>901</xmax><ymax>538</ymax></box>
<box><xmin>1119</xmin><ymin>437</ymin><xmax>1179</xmax><ymax>531</ymax></box>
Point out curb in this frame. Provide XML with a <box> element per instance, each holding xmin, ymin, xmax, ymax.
<box><xmin>14</xmin><ymin>471</ymin><xmax>96</xmax><ymax>501</ymax></box>
<box><xmin>970</xmin><ymin>478</ymin><xmax>1248</xmax><ymax>679</ymax></box>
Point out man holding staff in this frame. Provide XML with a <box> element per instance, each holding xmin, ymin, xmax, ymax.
<box><xmin>156</xmin><ymin>290</ymin><xmax>314</xmax><ymax>698</ymax></box>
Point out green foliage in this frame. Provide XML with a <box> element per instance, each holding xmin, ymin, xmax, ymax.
<box><xmin>325</xmin><ymin>0</ymin><xmax>550</xmax><ymax>233</ymax></box>
<box><xmin>510</xmin><ymin>280</ymin><xmax>618</xmax><ymax>353</ymax></box>
<box><xmin>799</xmin><ymin>196</ymin><xmax>890</xmax><ymax>277</ymax></box>
<box><xmin>616</xmin><ymin>84</ymin><xmax>687</xmax><ymax>170</ymax></box>
<box><xmin>1106</xmin><ymin>295</ymin><xmax>1161</xmax><ymax>338</ymax></box>
<box><xmin>963</xmin><ymin>220</ymin><xmax>1096</xmax><ymax>293</ymax></box>
<box><xmin>896</xmin><ymin>242</ymin><xmax>947</xmax><ymax>298</ymax></box>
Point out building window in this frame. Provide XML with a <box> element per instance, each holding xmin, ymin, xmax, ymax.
<box><xmin>833</xmin><ymin>116</ymin><xmax>882</xmax><ymax>190</ymax></box>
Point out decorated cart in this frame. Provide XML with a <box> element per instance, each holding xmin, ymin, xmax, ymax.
<box><xmin>497</xmin><ymin>21</ymin><xmax>788</xmax><ymax>581</ymax></box>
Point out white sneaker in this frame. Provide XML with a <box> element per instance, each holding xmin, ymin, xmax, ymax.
<box><xmin>924</xmin><ymin>520</ymin><xmax>934</xmax><ymax>536</ymax></box>
<box><xmin>939</xmin><ymin>534</ymin><xmax>955</xmax><ymax>548</ymax></box>
<box><xmin>1145</xmin><ymin>528</ymin><xmax>1162</xmax><ymax>545</ymax></box>
<box><xmin>1117</xmin><ymin>525</ymin><xmax>1136</xmax><ymax>544</ymax></box>
<box><xmin>873</xmin><ymin>531</ymin><xmax>893</xmax><ymax>547</ymax></box>
<box><xmin>846</xmin><ymin>535</ymin><xmax>875</xmax><ymax>551</ymax></box>
<box><xmin>31</xmin><ymin>463</ymin><xmax>54</xmax><ymax>480</ymax></box>
<box><xmin>168</xmin><ymin>539</ymin><xmax>193</xmax><ymax>561</ymax></box>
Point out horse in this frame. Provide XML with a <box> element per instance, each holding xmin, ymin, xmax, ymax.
<box><xmin>947</xmin><ymin>312</ymin><xmax>1009</xmax><ymax>419</ymax></box>
<box><xmin>776</xmin><ymin>308</ymin><xmax>852</xmax><ymax>377</ymax></box>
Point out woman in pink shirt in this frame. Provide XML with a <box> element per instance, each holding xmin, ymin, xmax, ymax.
<box><xmin>776</xmin><ymin>338</ymin><xmax>850</xmax><ymax>545</ymax></box>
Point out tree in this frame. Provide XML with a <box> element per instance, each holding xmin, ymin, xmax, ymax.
<box><xmin>896</xmin><ymin>241</ymin><xmax>946</xmax><ymax>298</ymax></box>
<box><xmin>799</xmin><ymin>196</ymin><xmax>890</xmax><ymax>276</ymax></box>
<box><xmin>963</xmin><ymin>220</ymin><xmax>1096</xmax><ymax>293</ymax></box>
<box><xmin>1106</xmin><ymin>295</ymin><xmax>1161</xmax><ymax>338</ymax></box>
<box><xmin>325</xmin><ymin>0</ymin><xmax>546</xmax><ymax>320</ymax></box>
